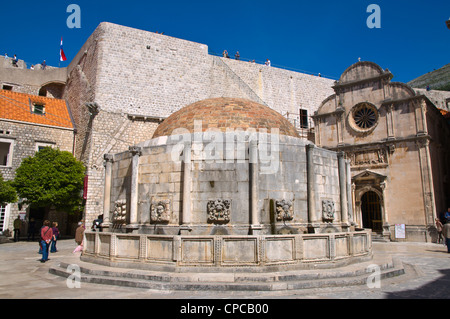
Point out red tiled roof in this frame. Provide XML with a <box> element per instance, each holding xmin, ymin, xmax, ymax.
<box><xmin>438</xmin><ymin>108</ymin><xmax>450</xmax><ymax>119</ymax></box>
<box><xmin>0</xmin><ymin>89</ymin><xmax>73</xmax><ymax>129</ymax></box>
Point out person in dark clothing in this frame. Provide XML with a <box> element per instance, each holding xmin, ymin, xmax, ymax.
<box><xmin>439</xmin><ymin>208</ymin><xmax>450</xmax><ymax>225</ymax></box>
<box><xmin>13</xmin><ymin>217</ymin><xmax>21</xmax><ymax>242</ymax></box>
<box><xmin>443</xmin><ymin>220</ymin><xmax>450</xmax><ymax>253</ymax></box>
<box><xmin>12</xmin><ymin>55</ymin><xmax>18</xmax><ymax>67</ymax></box>
<box><xmin>27</xmin><ymin>218</ymin><xmax>36</xmax><ymax>241</ymax></box>
<box><xmin>50</xmin><ymin>222</ymin><xmax>59</xmax><ymax>253</ymax></box>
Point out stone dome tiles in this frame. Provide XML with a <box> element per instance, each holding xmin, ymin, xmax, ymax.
<box><xmin>152</xmin><ymin>97</ymin><xmax>300</xmax><ymax>139</ymax></box>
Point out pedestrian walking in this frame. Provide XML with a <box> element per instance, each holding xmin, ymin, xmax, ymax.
<box><xmin>13</xmin><ymin>217</ymin><xmax>21</xmax><ymax>242</ymax></box>
<box><xmin>443</xmin><ymin>219</ymin><xmax>450</xmax><ymax>253</ymax></box>
<box><xmin>40</xmin><ymin>220</ymin><xmax>53</xmax><ymax>263</ymax></box>
<box><xmin>75</xmin><ymin>221</ymin><xmax>85</xmax><ymax>246</ymax></box>
<box><xmin>50</xmin><ymin>222</ymin><xmax>59</xmax><ymax>253</ymax></box>
<box><xmin>436</xmin><ymin>218</ymin><xmax>444</xmax><ymax>244</ymax></box>
<box><xmin>73</xmin><ymin>222</ymin><xmax>85</xmax><ymax>253</ymax></box>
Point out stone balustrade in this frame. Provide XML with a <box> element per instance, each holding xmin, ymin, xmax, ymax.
<box><xmin>81</xmin><ymin>230</ymin><xmax>372</xmax><ymax>272</ymax></box>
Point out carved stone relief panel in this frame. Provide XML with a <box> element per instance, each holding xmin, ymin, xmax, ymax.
<box><xmin>275</xmin><ymin>199</ymin><xmax>294</xmax><ymax>221</ymax></box>
<box><xmin>113</xmin><ymin>199</ymin><xmax>127</xmax><ymax>224</ymax></box>
<box><xmin>207</xmin><ymin>199</ymin><xmax>231</xmax><ymax>224</ymax></box>
<box><xmin>348</xmin><ymin>148</ymin><xmax>387</xmax><ymax>167</ymax></box>
<box><xmin>150</xmin><ymin>199</ymin><xmax>171</xmax><ymax>224</ymax></box>
<box><xmin>322</xmin><ymin>200</ymin><xmax>335</xmax><ymax>222</ymax></box>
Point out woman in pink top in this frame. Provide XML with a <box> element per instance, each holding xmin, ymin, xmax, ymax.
<box><xmin>40</xmin><ymin>220</ymin><xmax>53</xmax><ymax>263</ymax></box>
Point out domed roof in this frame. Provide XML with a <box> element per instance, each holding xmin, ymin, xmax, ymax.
<box><xmin>152</xmin><ymin>98</ymin><xmax>300</xmax><ymax>139</ymax></box>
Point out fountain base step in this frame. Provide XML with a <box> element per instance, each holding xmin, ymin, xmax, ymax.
<box><xmin>49</xmin><ymin>256</ymin><xmax>406</xmax><ymax>291</ymax></box>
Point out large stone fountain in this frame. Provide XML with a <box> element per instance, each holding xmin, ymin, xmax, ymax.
<box><xmin>82</xmin><ymin>98</ymin><xmax>372</xmax><ymax>272</ymax></box>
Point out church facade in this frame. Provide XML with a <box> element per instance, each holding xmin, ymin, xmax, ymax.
<box><xmin>313</xmin><ymin>62</ymin><xmax>450</xmax><ymax>242</ymax></box>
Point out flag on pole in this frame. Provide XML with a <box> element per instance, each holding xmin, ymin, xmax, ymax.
<box><xmin>60</xmin><ymin>37</ymin><xmax>67</xmax><ymax>62</ymax></box>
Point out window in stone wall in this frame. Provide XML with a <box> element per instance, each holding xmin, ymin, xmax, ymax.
<box><xmin>0</xmin><ymin>205</ymin><xmax>6</xmax><ymax>231</ymax></box>
<box><xmin>35</xmin><ymin>142</ymin><xmax>56</xmax><ymax>152</ymax></box>
<box><xmin>299</xmin><ymin>109</ymin><xmax>309</xmax><ymax>129</ymax></box>
<box><xmin>2</xmin><ymin>85</ymin><xmax>13</xmax><ymax>91</ymax></box>
<box><xmin>349</xmin><ymin>102</ymin><xmax>379</xmax><ymax>134</ymax></box>
<box><xmin>0</xmin><ymin>140</ymin><xmax>13</xmax><ymax>167</ymax></box>
<box><xmin>354</xmin><ymin>104</ymin><xmax>377</xmax><ymax>129</ymax></box>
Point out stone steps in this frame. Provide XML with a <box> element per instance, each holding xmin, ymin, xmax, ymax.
<box><xmin>372</xmin><ymin>234</ymin><xmax>390</xmax><ymax>242</ymax></box>
<box><xmin>49</xmin><ymin>258</ymin><xmax>406</xmax><ymax>291</ymax></box>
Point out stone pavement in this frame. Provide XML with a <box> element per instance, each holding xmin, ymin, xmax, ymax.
<box><xmin>0</xmin><ymin>238</ymin><xmax>449</xmax><ymax>299</ymax></box>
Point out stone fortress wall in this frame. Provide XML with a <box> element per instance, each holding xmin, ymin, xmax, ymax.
<box><xmin>88</xmin><ymin>22</ymin><xmax>335</xmax><ymax>119</ymax></box>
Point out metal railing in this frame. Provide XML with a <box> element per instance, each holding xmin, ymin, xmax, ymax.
<box><xmin>283</xmin><ymin>112</ymin><xmax>316</xmax><ymax>138</ymax></box>
<box><xmin>209</xmin><ymin>51</ymin><xmax>339</xmax><ymax>80</ymax></box>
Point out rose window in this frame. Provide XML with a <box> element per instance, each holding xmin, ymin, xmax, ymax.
<box><xmin>354</xmin><ymin>105</ymin><xmax>376</xmax><ymax>129</ymax></box>
<box><xmin>349</xmin><ymin>103</ymin><xmax>379</xmax><ymax>133</ymax></box>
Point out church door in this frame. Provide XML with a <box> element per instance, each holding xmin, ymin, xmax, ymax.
<box><xmin>361</xmin><ymin>191</ymin><xmax>383</xmax><ymax>233</ymax></box>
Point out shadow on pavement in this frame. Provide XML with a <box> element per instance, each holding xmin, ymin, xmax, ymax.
<box><xmin>386</xmin><ymin>268</ymin><xmax>450</xmax><ymax>299</ymax></box>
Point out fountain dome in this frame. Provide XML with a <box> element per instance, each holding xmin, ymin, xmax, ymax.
<box><xmin>152</xmin><ymin>97</ymin><xmax>300</xmax><ymax>139</ymax></box>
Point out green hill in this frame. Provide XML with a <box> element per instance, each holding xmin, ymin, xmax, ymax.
<box><xmin>407</xmin><ymin>64</ymin><xmax>450</xmax><ymax>91</ymax></box>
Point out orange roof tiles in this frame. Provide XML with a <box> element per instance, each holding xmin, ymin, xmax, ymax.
<box><xmin>0</xmin><ymin>89</ymin><xmax>73</xmax><ymax>129</ymax></box>
<box><xmin>438</xmin><ymin>108</ymin><xmax>450</xmax><ymax>120</ymax></box>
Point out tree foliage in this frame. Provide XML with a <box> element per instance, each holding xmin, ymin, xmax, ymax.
<box><xmin>13</xmin><ymin>148</ymin><xmax>86</xmax><ymax>213</ymax></box>
<box><xmin>0</xmin><ymin>173</ymin><xmax>17</xmax><ymax>206</ymax></box>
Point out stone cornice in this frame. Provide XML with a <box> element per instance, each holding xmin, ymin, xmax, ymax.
<box><xmin>332</xmin><ymin>72</ymin><xmax>393</xmax><ymax>92</ymax></box>
<box><xmin>312</xmin><ymin>107</ymin><xmax>344</xmax><ymax>119</ymax></box>
<box><xmin>323</xmin><ymin>134</ymin><xmax>432</xmax><ymax>152</ymax></box>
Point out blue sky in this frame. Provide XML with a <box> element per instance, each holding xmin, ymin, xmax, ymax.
<box><xmin>1</xmin><ymin>0</ymin><xmax>449</xmax><ymax>83</ymax></box>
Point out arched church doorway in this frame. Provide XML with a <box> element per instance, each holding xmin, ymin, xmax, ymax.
<box><xmin>361</xmin><ymin>191</ymin><xmax>382</xmax><ymax>233</ymax></box>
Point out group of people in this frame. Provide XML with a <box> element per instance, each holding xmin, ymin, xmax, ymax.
<box><xmin>38</xmin><ymin>220</ymin><xmax>85</xmax><ymax>262</ymax></box>
<box><xmin>436</xmin><ymin>208</ymin><xmax>450</xmax><ymax>253</ymax></box>
<box><xmin>4</xmin><ymin>53</ymin><xmax>47</xmax><ymax>70</ymax></box>
<box><xmin>5</xmin><ymin>53</ymin><xmax>19</xmax><ymax>67</ymax></box>
<box><xmin>221</xmin><ymin>50</ymin><xmax>270</xmax><ymax>66</ymax></box>
<box><xmin>13</xmin><ymin>217</ymin><xmax>85</xmax><ymax>263</ymax></box>
<box><xmin>13</xmin><ymin>217</ymin><xmax>37</xmax><ymax>242</ymax></box>
<box><xmin>222</xmin><ymin>50</ymin><xmax>238</xmax><ymax>59</ymax></box>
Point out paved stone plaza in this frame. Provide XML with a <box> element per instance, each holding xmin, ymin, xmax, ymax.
<box><xmin>0</xmin><ymin>239</ymin><xmax>449</xmax><ymax>299</ymax></box>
